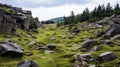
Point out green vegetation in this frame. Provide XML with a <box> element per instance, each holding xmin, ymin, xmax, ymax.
<box><xmin>0</xmin><ymin>22</ymin><xmax>120</xmax><ymax>67</ymax></box>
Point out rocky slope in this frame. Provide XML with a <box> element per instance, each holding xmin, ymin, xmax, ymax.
<box><xmin>0</xmin><ymin>3</ymin><xmax>42</xmax><ymax>33</ymax></box>
<box><xmin>0</xmin><ymin>3</ymin><xmax>120</xmax><ymax>67</ymax></box>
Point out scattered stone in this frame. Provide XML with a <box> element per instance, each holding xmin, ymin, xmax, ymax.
<box><xmin>101</xmin><ymin>40</ymin><xmax>113</xmax><ymax>44</ymax></box>
<box><xmin>17</xmin><ymin>60</ymin><xmax>38</xmax><ymax>67</ymax></box>
<box><xmin>50</xmin><ymin>37</ymin><xmax>55</xmax><ymax>40</ymax></box>
<box><xmin>0</xmin><ymin>41</ymin><xmax>24</xmax><ymax>57</ymax></box>
<box><xmin>61</xmin><ymin>36</ymin><xmax>66</xmax><ymax>39</ymax></box>
<box><xmin>44</xmin><ymin>50</ymin><xmax>55</xmax><ymax>54</ymax></box>
<box><xmin>46</xmin><ymin>44</ymin><xmax>56</xmax><ymax>50</ymax></box>
<box><xmin>28</xmin><ymin>41</ymin><xmax>36</xmax><ymax>45</ymax></box>
<box><xmin>110</xmin><ymin>34</ymin><xmax>120</xmax><ymax>41</ymax></box>
<box><xmin>95</xmin><ymin>24</ymin><xmax>103</xmax><ymax>28</ymax></box>
<box><xmin>81</xmin><ymin>39</ymin><xmax>98</xmax><ymax>50</ymax></box>
<box><xmin>39</xmin><ymin>56</ymin><xmax>47</xmax><ymax>59</ymax></box>
<box><xmin>69</xmin><ymin>27</ymin><xmax>80</xmax><ymax>35</ymax></box>
<box><xmin>81</xmin><ymin>48</ymin><xmax>87</xmax><ymax>52</ymax></box>
<box><xmin>99</xmin><ymin>51</ymin><xmax>116</xmax><ymax>62</ymax></box>
<box><xmin>68</xmin><ymin>35</ymin><xmax>74</xmax><ymax>39</ymax></box>
<box><xmin>90</xmin><ymin>45</ymin><xmax>99</xmax><ymax>52</ymax></box>
<box><xmin>73</xmin><ymin>61</ymin><xmax>82</xmax><ymax>67</ymax></box>
<box><xmin>74</xmin><ymin>53</ymin><xmax>93</xmax><ymax>62</ymax></box>
<box><xmin>24</xmin><ymin>52</ymin><xmax>33</xmax><ymax>56</ymax></box>
<box><xmin>73</xmin><ymin>57</ymin><xmax>89</xmax><ymax>67</ymax></box>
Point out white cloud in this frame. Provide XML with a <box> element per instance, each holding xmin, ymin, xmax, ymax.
<box><xmin>17</xmin><ymin>0</ymin><xmax>55</xmax><ymax>4</ymax></box>
<box><xmin>22</xmin><ymin>0</ymin><xmax>120</xmax><ymax>21</ymax></box>
<box><xmin>23</xmin><ymin>4</ymin><xmax>95</xmax><ymax>21</ymax></box>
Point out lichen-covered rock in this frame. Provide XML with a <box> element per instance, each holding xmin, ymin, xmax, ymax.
<box><xmin>103</xmin><ymin>22</ymin><xmax>120</xmax><ymax>39</ymax></box>
<box><xmin>0</xmin><ymin>40</ymin><xmax>24</xmax><ymax>57</ymax></box>
<box><xmin>0</xmin><ymin>3</ymin><xmax>41</xmax><ymax>33</ymax></box>
<box><xmin>81</xmin><ymin>39</ymin><xmax>98</xmax><ymax>50</ymax></box>
<box><xmin>99</xmin><ymin>51</ymin><xmax>116</xmax><ymax>62</ymax></box>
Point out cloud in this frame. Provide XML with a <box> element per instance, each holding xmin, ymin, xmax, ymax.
<box><xmin>0</xmin><ymin>0</ymin><xmax>120</xmax><ymax>21</ymax></box>
<box><xmin>23</xmin><ymin>0</ymin><xmax>120</xmax><ymax>21</ymax></box>
<box><xmin>0</xmin><ymin>0</ymin><xmax>89</xmax><ymax>8</ymax></box>
<box><xmin>23</xmin><ymin>4</ymin><xmax>95</xmax><ymax>21</ymax></box>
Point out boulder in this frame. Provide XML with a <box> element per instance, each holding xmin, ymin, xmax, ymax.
<box><xmin>110</xmin><ymin>34</ymin><xmax>120</xmax><ymax>41</ymax></box>
<box><xmin>17</xmin><ymin>60</ymin><xmax>38</xmax><ymax>67</ymax></box>
<box><xmin>0</xmin><ymin>41</ymin><xmax>24</xmax><ymax>57</ymax></box>
<box><xmin>103</xmin><ymin>22</ymin><xmax>120</xmax><ymax>39</ymax></box>
<box><xmin>0</xmin><ymin>3</ymin><xmax>40</xmax><ymax>33</ymax></box>
<box><xmin>81</xmin><ymin>39</ymin><xmax>98</xmax><ymax>50</ymax></box>
<box><xmin>99</xmin><ymin>51</ymin><xmax>116</xmax><ymax>62</ymax></box>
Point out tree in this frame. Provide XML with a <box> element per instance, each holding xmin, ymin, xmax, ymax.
<box><xmin>80</xmin><ymin>8</ymin><xmax>90</xmax><ymax>22</ymax></box>
<box><xmin>96</xmin><ymin>5</ymin><xmax>102</xmax><ymax>17</ymax></box>
<box><xmin>101</xmin><ymin>4</ymin><xmax>106</xmax><ymax>17</ymax></box>
<box><xmin>91</xmin><ymin>7</ymin><xmax>97</xmax><ymax>17</ymax></box>
<box><xmin>114</xmin><ymin>3</ymin><xmax>120</xmax><ymax>11</ymax></box>
<box><xmin>106</xmin><ymin>3</ymin><xmax>113</xmax><ymax>16</ymax></box>
<box><xmin>75</xmin><ymin>14</ymin><xmax>82</xmax><ymax>22</ymax></box>
<box><xmin>70</xmin><ymin>11</ymin><xmax>75</xmax><ymax>23</ymax></box>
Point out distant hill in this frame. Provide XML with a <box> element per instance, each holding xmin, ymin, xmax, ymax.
<box><xmin>48</xmin><ymin>17</ymin><xmax>64</xmax><ymax>23</ymax></box>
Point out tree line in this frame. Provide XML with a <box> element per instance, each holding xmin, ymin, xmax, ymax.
<box><xmin>63</xmin><ymin>3</ymin><xmax>120</xmax><ymax>25</ymax></box>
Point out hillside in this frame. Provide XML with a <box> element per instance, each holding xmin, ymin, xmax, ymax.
<box><xmin>48</xmin><ymin>17</ymin><xmax>64</xmax><ymax>23</ymax></box>
<box><xmin>0</xmin><ymin>15</ymin><xmax>120</xmax><ymax>67</ymax></box>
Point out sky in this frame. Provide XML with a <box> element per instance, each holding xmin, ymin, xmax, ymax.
<box><xmin>0</xmin><ymin>0</ymin><xmax>120</xmax><ymax>21</ymax></box>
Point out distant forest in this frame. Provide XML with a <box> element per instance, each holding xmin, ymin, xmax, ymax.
<box><xmin>62</xmin><ymin>3</ymin><xmax>120</xmax><ymax>25</ymax></box>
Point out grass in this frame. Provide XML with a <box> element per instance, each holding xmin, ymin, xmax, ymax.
<box><xmin>0</xmin><ymin>23</ymin><xmax>120</xmax><ymax>67</ymax></box>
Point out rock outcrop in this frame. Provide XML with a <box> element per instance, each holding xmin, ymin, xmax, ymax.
<box><xmin>0</xmin><ymin>3</ymin><xmax>41</xmax><ymax>33</ymax></box>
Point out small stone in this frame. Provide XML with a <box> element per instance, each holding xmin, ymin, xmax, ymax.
<box><xmin>46</xmin><ymin>44</ymin><xmax>56</xmax><ymax>50</ymax></box>
<box><xmin>24</xmin><ymin>52</ymin><xmax>33</xmax><ymax>56</ymax></box>
<box><xmin>44</xmin><ymin>50</ymin><xmax>55</xmax><ymax>54</ymax></box>
<box><xmin>50</xmin><ymin>37</ymin><xmax>55</xmax><ymax>40</ymax></box>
